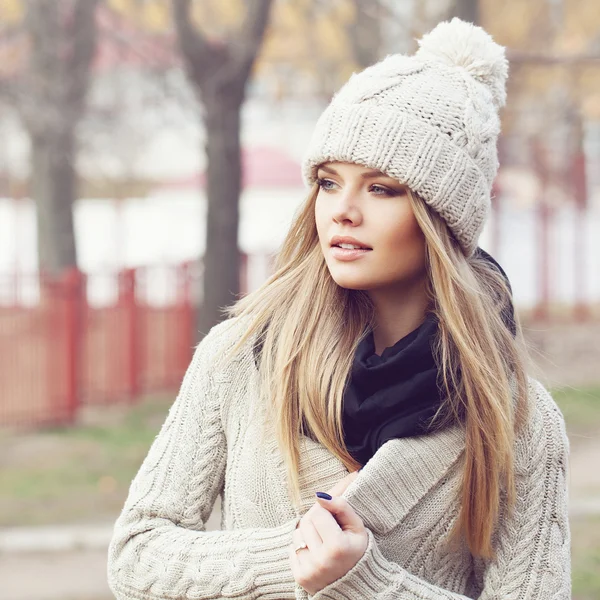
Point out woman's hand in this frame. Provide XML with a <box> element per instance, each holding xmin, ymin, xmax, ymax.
<box><xmin>290</xmin><ymin>472</ymin><xmax>368</xmax><ymax>596</ymax></box>
<box><xmin>326</xmin><ymin>469</ymin><xmax>360</xmax><ymax>497</ymax></box>
<box><xmin>293</xmin><ymin>470</ymin><xmax>360</xmax><ymax>533</ymax></box>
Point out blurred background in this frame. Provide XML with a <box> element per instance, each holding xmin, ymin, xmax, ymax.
<box><xmin>0</xmin><ymin>0</ymin><xmax>598</xmax><ymax>598</ymax></box>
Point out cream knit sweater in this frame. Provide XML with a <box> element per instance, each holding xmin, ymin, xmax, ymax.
<box><xmin>107</xmin><ymin>316</ymin><xmax>571</xmax><ymax>599</ymax></box>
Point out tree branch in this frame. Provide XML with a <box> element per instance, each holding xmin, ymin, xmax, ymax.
<box><xmin>235</xmin><ymin>0</ymin><xmax>274</xmax><ymax>67</ymax></box>
<box><xmin>21</xmin><ymin>0</ymin><xmax>62</xmax><ymax>136</ymax></box>
<box><xmin>172</xmin><ymin>0</ymin><xmax>273</xmax><ymax>97</ymax></box>
<box><xmin>453</xmin><ymin>0</ymin><xmax>479</xmax><ymax>24</ymax></box>
<box><xmin>65</xmin><ymin>0</ymin><xmax>101</xmax><ymax>119</ymax></box>
<box><xmin>210</xmin><ymin>0</ymin><xmax>274</xmax><ymax>94</ymax></box>
<box><xmin>347</xmin><ymin>0</ymin><xmax>382</xmax><ymax>69</ymax></box>
<box><xmin>172</xmin><ymin>0</ymin><xmax>221</xmax><ymax>84</ymax></box>
<box><xmin>0</xmin><ymin>79</ymin><xmax>23</xmax><ymax>106</ymax></box>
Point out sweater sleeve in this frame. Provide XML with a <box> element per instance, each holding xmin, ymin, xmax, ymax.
<box><xmin>107</xmin><ymin>324</ymin><xmax>299</xmax><ymax>600</ymax></box>
<box><xmin>307</xmin><ymin>380</ymin><xmax>571</xmax><ymax>600</ymax></box>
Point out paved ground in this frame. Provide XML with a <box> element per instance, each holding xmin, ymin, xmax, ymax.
<box><xmin>2</xmin><ymin>443</ymin><xmax>600</xmax><ymax>600</ymax></box>
<box><xmin>0</xmin><ymin>502</ymin><xmax>222</xmax><ymax>600</ymax></box>
<box><xmin>0</xmin><ymin>550</ymin><xmax>113</xmax><ymax>600</ymax></box>
<box><xmin>522</xmin><ymin>320</ymin><xmax>600</xmax><ymax>388</ymax></box>
<box><xmin>568</xmin><ymin>437</ymin><xmax>600</xmax><ymax>517</ymax></box>
<box><xmin>1</xmin><ymin>319</ymin><xmax>597</xmax><ymax>599</ymax></box>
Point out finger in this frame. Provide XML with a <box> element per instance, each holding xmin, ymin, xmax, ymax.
<box><xmin>342</xmin><ymin>470</ymin><xmax>360</xmax><ymax>490</ymax></box>
<box><xmin>314</xmin><ymin>492</ymin><xmax>365</xmax><ymax>533</ymax></box>
<box><xmin>291</xmin><ymin>528</ymin><xmax>312</xmax><ymax>568</ymax></box>
<box><xmin>326</xmin><ymin>470</ymin><xmax>360</xmax><ymax>497</ymax></box>
<box><xmin>327</xmin><ymin>474</ymin><xmax>352</xmax><ymax>496</ymax></box>
<box><xmin>292</xmin><ymin>527</ymin><xmax>309</xmax><ymax>549</ymax></box>
<box><xmin>309</xmin><ymin>502</ymin><xmax>343</xmax><ymax>540</ymax></box>
<box><xmin>299</xmin><ymin>514</ymin><xmax>324</xmax><ymax>550</ymax></box>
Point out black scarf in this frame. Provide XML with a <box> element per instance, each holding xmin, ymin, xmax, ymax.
<box><xmin>341</xmin><ymin>311</ymin><xmax>441</xmax><ymax>466</ymax></box>
<box><xmin>341</xmin><ymin>247</ymin><xmax>516</xmax><ymax>466</ymax></box>
<box><xmin>253</xmin><ymin>248</ymin><xmax>515</xmax><ymax>466</ymax></box>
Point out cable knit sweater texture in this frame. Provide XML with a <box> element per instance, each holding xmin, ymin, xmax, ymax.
<box><xmin>107</xmin><ymin>316</ymin><xmax>571</xmax><ymax>599</ymax></box>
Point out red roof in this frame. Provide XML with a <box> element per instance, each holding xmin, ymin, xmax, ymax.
<box><xmin>0</xmin><ymin>6</ymin><xmax>180</xmax><ymax>78</ymax></box>
<box><xmin>159</xmin><ymin>146</ymin><xmax>304</xmax><ymax>190</ymax></box>
<box><xmin>94</xmin><ymin>8</ymin><xmax>179</xmax><ymax>72</ymax></box>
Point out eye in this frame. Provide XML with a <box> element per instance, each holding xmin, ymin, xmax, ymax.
<box><xmin>316</xmin><ymin>178</ymin><xmax>402</xmax><ymax>197</ymax></box>
<box><xmin>370</xmin><ymin>184</ymin><xmax>395</xmax><ymax>196</ymax></box>
<box><xmin>316</xmin><ymin>177</ymin><xmax>336</xmax><ymax>192</ymax></box>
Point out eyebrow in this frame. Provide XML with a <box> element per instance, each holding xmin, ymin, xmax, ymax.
<box><xmin>317</xmin><ymin>164</ymin><xmax>396</xmax><ymax>181</ymax></box>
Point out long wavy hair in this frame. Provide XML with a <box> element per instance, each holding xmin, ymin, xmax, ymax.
<box><xmin>226</xmin><ymin>181</ymin><xmax>530</xmax><ymax>559</ymax></box>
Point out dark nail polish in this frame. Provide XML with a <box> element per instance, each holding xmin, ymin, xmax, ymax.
<box><xmin>316</xmin><ymin>491</ymin><xmax>332</xmax><ymax>501</ymax></box>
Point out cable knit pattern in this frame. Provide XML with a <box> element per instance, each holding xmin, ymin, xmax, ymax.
<box><xmin>107</xmin><ymin>316</ymin><xmax>571</xmax><ymax>600</ymax></box>
<box><xmin>301</xmin><ymin>18</ymin><xmax>508</xmax><ymax>256</ymax></box>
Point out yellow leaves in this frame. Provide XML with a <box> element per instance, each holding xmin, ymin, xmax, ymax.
<box><xmin>560</xmin><ymin>0</ymin><xmax>600</xmax><ymax>54</ymax></box>
<box><xmin>576</xmin><ymin>66</ymin><xmax>600</xmax><ymax>118</ymax></box>
<box><xmin>315</xmin><ymin>16</ymin><xmax>351</xmax><ymax>62</ymax></box>
<box><xmin>565</xmin><ymin>0</ymin><xmax>600</xmax><ymax>40</ymax></box>
<box><xmin>106</xmin><ymin>0</ymin><xmax>244</xmax><ymax>34</ymax></box>
<box><xmin>143</xmin><ymin>2</ymin><xmax>171</xmax><ymax>31</ymax></box>
<box><xmin>478</xmin><ymin>0</ymin><xmax>600</xmax><ymax>127</ymax></box>
<box><xmin>581</xmin><ymin>91</ymin><xmax>600</xmax><ymax>119</ymax></box>
<box><xmin>481</xmin><ymin>0</ymin><xmax>600</xmax><ymax>55</ymax></box>
<box><xmin>262</xmin><ymin>0</ymin><xmax>358</xmax><ymax>90</ymax></box>
<box><xmin>0</xmin><ymin>0</ymin><xmax>26</xmax><ymax>77</ymax></box>
<box><xmin>107</xmin><ymin>0</ymin><xmax>170</xmax><ymax>32</ymax></box>
<box><xmin>0</xmin><ymin>0</ymin><xmax>23</xmax><ymax>23</ymax></box>
<box><xmin>481</xmin><ymin>0</ymin><xmax>548</xmax><ymax>50</ymax></box>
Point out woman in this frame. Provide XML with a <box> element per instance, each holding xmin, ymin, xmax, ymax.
<box><xmin>108</xmin><ymin>18</ymin><xmax>570</xmax><ymax>599</ymax></box>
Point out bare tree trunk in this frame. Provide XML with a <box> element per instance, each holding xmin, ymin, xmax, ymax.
<box><xmin>172</xmin><ymin>0</ymin><xmax>274</xmax><ymax>338</ymax></box>
<box><xmin>348</xmin><ymin>0</ymin><xmax>383</xmax><ymax>69</ymax></box>
<box><xmin>19</xmin><ymin>0</ymin><xmax>100</xmax><ymax>275</ymax></box>
<box><xmin>32</xmin><ymin>132</ymin><xmax>78</xmax><ymax>273</ymax></box>
<box><xmin>453</xmin><ymin>0</ymin><xmax>479</xmax><ymax>24</ymax></box>
<box><xmin>202</xmin><ymin>91</ymin><xmax>243</xmax><ymax>335</ymax></box>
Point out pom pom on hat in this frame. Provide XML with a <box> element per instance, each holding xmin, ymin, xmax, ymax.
<box><xmin>416</xmin><ymin>17</ymin><xmax>508</xmax><ymax>108</ymax></box>
<box><xmin>301</xmin><ymin>17</ymin><xmax>510</xmax><ymax>254</ymax></box>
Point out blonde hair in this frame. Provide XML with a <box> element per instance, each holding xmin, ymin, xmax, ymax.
<box><xmin>226</xmin><ymin>183</ymin><xmax>529</xmax><ymax>559</ymax></box>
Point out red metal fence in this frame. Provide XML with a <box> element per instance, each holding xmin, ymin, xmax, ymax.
<box><xmin>0</xmin><ymin>262</ymin><xmax>204</xmax><ymax>429</ymax></box>
<box><xmin>2</xmin><ymin>239</ymin><xmax>598</xmax><ymax>430</ymax></box>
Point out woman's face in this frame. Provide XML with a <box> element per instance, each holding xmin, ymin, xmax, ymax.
<box><xmin>314</xmin><ymin>161</ymin><xmax>427</xmax><ymax>293</ymax></box>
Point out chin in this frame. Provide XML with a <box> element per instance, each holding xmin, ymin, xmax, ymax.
<box><xmin>328</xmin><ymin>269</ymin><xmax>375</xmax><ymax>291</ymax></box>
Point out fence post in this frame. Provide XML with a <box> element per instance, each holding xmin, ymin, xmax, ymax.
<box><xmin>43</xmin><ymin>273</ymin><xmax>61</xmax><ymax>425</ymax></box>
<box><xmin>531</xmin><ymin>137</ymin><xmax>551</xmax><ymax>321</ymax></box>
<box><xmin>533</xmin><ymin>202</ymin><xmax>551</xmax><ymax>321</ymax></box>
<box><xmin>179</xmin><ymin>262</ymin><xmax>194</xmax><ymax>374</ymax></box>
<box><xmin>63</xmin><ymin>268</ymin><xmax>85</xmax><ymax>424</ymax></box>
<box><xmin>572</xmin><ymin>144</ymin><xmax>589</xmax><ymax>321</ymax></box>
<box><xmin>240</xmin><ymin>252</ymin><xmax>249</xmax><ymax>295</ymax></box>
<box><xmin>120</xmin><ymin>268</ymin><xmax>139</xmax><ymax>400</ymax></box>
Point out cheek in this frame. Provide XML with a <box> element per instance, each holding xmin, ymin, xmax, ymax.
<box><xmin>314</xmin><ymin>198</ymin><xmax>329</xmax><ymax>246</ymax></box>
<box><xmin>380</xmin><ymin>210</ymin><xmax>427</xmax><ymax>275</ymax></box>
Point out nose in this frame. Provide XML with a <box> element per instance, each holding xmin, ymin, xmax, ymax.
<box><xmin>331</xmin><ymin>189</ymin><xmax>362</xmax><ymax>226</ymax></box>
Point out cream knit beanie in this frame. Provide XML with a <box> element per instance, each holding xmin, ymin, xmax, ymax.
<box><xmin>301</xmin><ymin>18</ymin><xmax>509</xmax><ymax>256</ymax></box>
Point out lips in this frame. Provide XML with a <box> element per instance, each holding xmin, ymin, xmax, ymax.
<box><xmin>330</xmin><ymin>235</ymin><xmax>372</xmax><ymax>250</ymax></box>
<box><xmin>328</xmin><ymin>235</ymin><xmax>372</xmax><ymax>263</ymax></box>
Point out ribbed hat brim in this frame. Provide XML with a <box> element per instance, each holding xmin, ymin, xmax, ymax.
<box><xmin>301</xmin><ymin>103</ymin><xmax>491</xmax><ymax>255</ymax></box>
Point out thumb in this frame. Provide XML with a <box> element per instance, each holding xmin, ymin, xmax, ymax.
<box><xmin>315</xmin><ymin>492</ymin><xmax>364</xmax><ymax>533</ymax></box>
<box><xmin>327</xmin><ymin>470</ymin><xmax>359</xmax><ymax>497</ymax></box>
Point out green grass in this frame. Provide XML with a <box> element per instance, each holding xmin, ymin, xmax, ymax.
<box><xmin>1</xmin><ymin>386</ymin><xmax>599</xmax><ymax>526</ymax></box>
<box><xmin>0</xmin><ymin>393</ymin><xmax>173</xmax><ymax>526</ymax></box>
<box><xmin>1</xmin><ymin>386</ymin><xmax>600</xmax><ymax>598</ymax></box>
<box><xmin>552</xmin><ymin>385</ymin><xmax>600</xmax><ymax>442</ymax></box>
<box><xmin>572</xmin><ymin>516</ymin><xmax>600</xmax><ymax>600</ymax></box>
<box><xmin>553</xmin><ymin>386</ymin><xmax>600</xmax><ymax>599</ymax></box>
